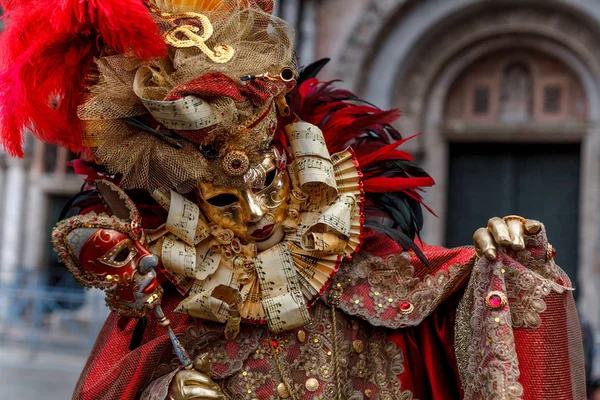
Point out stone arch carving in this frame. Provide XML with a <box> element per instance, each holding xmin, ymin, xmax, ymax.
<box><xmin>335</xmin><ymin>0</ymin><xmax>418</xmax><ymax>90</ymax></box>
<box><xmin>498</xmin><ymin>62</ymin><xmax>533</xmax><ymax>122</ymax></box>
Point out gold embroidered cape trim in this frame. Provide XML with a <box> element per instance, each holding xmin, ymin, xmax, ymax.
<box><xmin>455</xmin><ymin>226</ymin><xmax>573</xmax><ymax>400</ymax></box>
<box><xmin>327</xmin><ymin>249</ymin><xmax>474</xmax><ymax>329</ymax></box>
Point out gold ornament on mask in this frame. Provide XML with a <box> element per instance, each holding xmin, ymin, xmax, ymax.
<box><xmin>222</xmin><ymin>150</ymin><xmax>250</xmax><ymax>176</ymax></box>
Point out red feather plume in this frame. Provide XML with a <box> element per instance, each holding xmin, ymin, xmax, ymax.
<box><xmin>286</xmin><ymin>78</ymin><xmax>435</xmax><ymax>198</ymax></box>
<box><xmin>0</xmin><ymin>0</ymin><xmax>166</xmax><ymax>157</ymax></box>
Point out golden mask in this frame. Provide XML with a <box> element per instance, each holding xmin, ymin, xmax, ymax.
<box><xmin>197</xmin><ymin>149</ymin><xmax>290</xmax><ymax>250</ymax></box>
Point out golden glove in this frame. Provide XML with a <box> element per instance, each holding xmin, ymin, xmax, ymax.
<box><xmin>168</xmin><ymin>355</ymin><xmax>224</xmax><ymax>400</ymax></box>
<box><xmin>473</xmin><ymin>216</ymin><xmax>542</xmax><ymax>260</ymax></box>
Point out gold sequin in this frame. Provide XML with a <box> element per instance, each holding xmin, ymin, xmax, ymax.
<box><xmin>296</xmin><ymin>330</ymin><xmax>306</xmax><ymax>343</ymax></box>
<box><xmin>277</xmin><ymin>382</ymin><xmax>290</xmax><ymax>399</ymax></box>
<box><xmin>305</xmin><ymin>378</ymin><xmax>319</xmax><ymax>392</ymax></box>
<box><xmin>352</xmin><ymin>339</ymin><xmax>364</xmax><ymax>354</ymax></box>
<box><xmin>365</xmin><ymin>389</ymin><xmax>373</xmax><ymax>398</ymax></box>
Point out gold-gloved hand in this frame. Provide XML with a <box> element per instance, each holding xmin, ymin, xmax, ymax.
<box><xmin>168</xmin><ymin>354</ymin><xmax>224</xmax><ymax>400</ymax></box>
<box><xmin>473</xmin><ymin>216</ymin><xmax>542</xmax><ymax>260</ymax></box>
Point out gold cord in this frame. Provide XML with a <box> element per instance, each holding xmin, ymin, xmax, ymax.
<box><xmin>331</xmin><ymin>300</ymin><xmax>343</xmax><ymax>400</ymax></box>
<box><xmin>269</xmin><ymin>334</ymin><xmax>298</xmax><ymax>400</ymax></box>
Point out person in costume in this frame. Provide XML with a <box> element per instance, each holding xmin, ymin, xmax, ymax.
<box><xmin>0</xmin><ymin>0</ymin><xmax>586</xmax><ymax>399</ymax></box>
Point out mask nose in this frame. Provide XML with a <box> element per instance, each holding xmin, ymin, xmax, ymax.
<box><xmin>138</xmin><ymin>254</ymin><xmax>159</xmax><ymax>275</ymax></box>
<box><xmin>244</xmin><ymin>191</ymin><xmax>265</xmax><ymax>223</ymax></box>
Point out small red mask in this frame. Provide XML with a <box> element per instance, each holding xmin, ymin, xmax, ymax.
<box><xmin>53</xmin><ymin>181</ymin><xmax>161</xmax><ymax>317</ymax></box>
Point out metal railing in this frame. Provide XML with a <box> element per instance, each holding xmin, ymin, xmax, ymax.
<box><xmin>0</xmin><ymin>270</ymin><xmax>108</xmax><ymax>357</ymax></box>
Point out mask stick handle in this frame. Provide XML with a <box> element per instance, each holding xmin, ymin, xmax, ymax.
<box><xmin>154</xmin><ymin>305</ymin><xmax>194</xmax><ymax>369</ymax></box>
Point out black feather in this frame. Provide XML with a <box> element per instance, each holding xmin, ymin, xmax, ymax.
<box><xmin>297</xmin><ymin>58</ymin><xmax>331</xmax><ymax>85</ymax></box>
<box><xmin>365</xmin><ymin>221</ymin><xmax>429</xmax><ymax>266</ymax></box>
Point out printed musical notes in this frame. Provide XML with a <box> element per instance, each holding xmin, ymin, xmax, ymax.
<box><xmin>133</xmin><ymin>66</ymin><xmax>218</xmax><ymax>131</ymax></box>
<box><xmin>255</xmin><ymin>243</ymin><xmax>310</xmax><ymax>333</ymax></box>
<box><xmin>291</xmin><ymin>158</ymin><xmax>337</xmax><ymax>192</ymax></box>
<box><xmin>286</xmin><ymin>122</ymin><xmax>338</xmax><ymax>193</ymax></box>
<box><xmin>160</xmin><ymin>190</ymin><xmax>211</xmax><ymax>245</ymax></box>
<box><xmin>286</xmin><ymin>121</ymin><xmax>330</xmax><ymax>159</ymax></box>
<box><xmin>161</xmin><ymin>236</ymin><xmax>197</xmax><ymax>278</ymax></box>
<box><xmin>175</xmin><ymin>285</ymin><xmax>241</xmax><ymax>330</ymax></box>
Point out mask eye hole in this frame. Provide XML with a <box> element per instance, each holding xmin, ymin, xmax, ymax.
<box><xmin>98</xmin><ymin>239</ymin><xmax>138</xmax><ymax>268</ymax></box>
<box><xmin>207</xmin><ymin>193</ymin><xmax>239</xmax><ymax>207</ymax></box>
<box><xmin>114</xmin><ymin>247</ymin><xmax>131</xmax><ymax>263</ymax></box>
<box><xmin>254</xmin><ymin>168</ymin><xmax>277</xmax><ymax>193</ymax></box>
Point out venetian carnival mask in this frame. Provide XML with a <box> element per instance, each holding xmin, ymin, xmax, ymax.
<box><xmin>52</xmin><ymin>181</ymin><xmax>161</xmax><ymax>317</ymax></box>
<box><xmin>197</xmin><ymin>148</ymin><xmax>291</xmax><ymax>251</ymax></box>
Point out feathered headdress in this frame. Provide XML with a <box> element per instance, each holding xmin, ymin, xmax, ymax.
<box><xmin>0</xmin><ymin>0</ymin><xmax>167</xmax><ymax>157</ymax></box>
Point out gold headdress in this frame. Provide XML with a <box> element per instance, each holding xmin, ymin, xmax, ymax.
<box><xmin>80</xmin><ymin>0</ymin><xmax>295</xmax><ymax>193</ymax></box>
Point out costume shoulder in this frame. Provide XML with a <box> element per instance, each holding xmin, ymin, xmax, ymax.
<box><xmin>328</xmin><ymin>228</ymin><xmax>475</xmax><ymax>329</ymax></box>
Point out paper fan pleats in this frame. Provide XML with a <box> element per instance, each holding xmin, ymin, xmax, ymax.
<box><xmin>240</xmin><ymin>275</ymin><xmax>265</xmax><ymax>322</ymax></box>
<box><xmin>331</xmin><ymin>149</ymin><xmax>364</xmax><ymax>256</ymax></box>
<box><xmin>289</xmin><ymin>243</ymin><xmax>342</xmax><ymax>300</ymax></box>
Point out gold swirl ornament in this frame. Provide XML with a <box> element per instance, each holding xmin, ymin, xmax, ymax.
<box><xmin>149</xmin><ymin>5</ymin><xmax>235</xmax><ymax>63</ymax></box>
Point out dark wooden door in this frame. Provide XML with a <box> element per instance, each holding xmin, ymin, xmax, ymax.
<box><xmin>445</xmin><ymin>142</ymin><xmax>580</xmax><ymax>282</ymax></box>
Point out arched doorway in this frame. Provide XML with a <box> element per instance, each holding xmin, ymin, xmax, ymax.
<box><xmin>443</xmin><ymin>49</ymin><xmax>587</xmax><ymax>280</ymax></box>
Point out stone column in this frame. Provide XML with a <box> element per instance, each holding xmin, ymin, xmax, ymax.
<box><xmin>0</xmin><ymin>155</ymin><xmax>28</xmax><ymax>317</ymax></box>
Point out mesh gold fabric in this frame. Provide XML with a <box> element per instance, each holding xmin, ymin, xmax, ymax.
<box><xmin>152</xmin><ymin>0</ymin><xmax>234</xmax><ymax>13</ymax></box>
<box><xmin>79</xmin><ymin>1</ymin><xmax>295</xmax><ymax>193</ymax></box>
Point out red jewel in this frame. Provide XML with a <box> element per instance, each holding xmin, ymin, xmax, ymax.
<box><xmin>399</xmin><ymin>301</ymin><xmax>412</xmax><ymax>311</ymax></box>
<box><xmin>231</xmin><ymin>160</ymin><xmax>242</xmax><ymax>169</ymax></box>
<box><xmin>488</xmin><ymin>294</ymin><xmax>503</xmax><ymax>308</ymax></box>
<box><xmin>93</xmin><ymin>217</ymin><xmax>98</xmax><ymax>221</ymax></box>
<box><xmin>54</xmin><ymin>233</ymin><xmax>60</xmax><ymax>237</ymax></box>
<box><xmin>271</xmin><ymin>339</ymin><xmax>279</xmax><ymax>348</ymax></box>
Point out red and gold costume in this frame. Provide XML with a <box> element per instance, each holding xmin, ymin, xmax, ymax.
<box><xmin>0</xmin><ymin>0</ymin><xmax>585</xmax><ymax>399</ymax></box>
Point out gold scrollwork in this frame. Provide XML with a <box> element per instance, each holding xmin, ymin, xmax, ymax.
<box><xmin>150</xmin><ymin>5</ymin><xmax>235</xmax><ymax>63</ymax></box>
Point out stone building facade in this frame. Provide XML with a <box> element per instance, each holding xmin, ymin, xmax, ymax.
<box><xmin>1</xmin><ymin>0</ymin><xmax>599</xmax><ymax>330</ymax></box>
